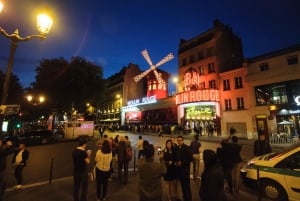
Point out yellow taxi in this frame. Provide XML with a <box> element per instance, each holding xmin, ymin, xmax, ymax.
<box><xmin>241</xmin><ymin>143</ymin><xmax>300</xmax><ymax>201</ymax></box>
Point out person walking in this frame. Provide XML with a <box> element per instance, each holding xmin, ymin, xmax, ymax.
<box><xmin>199</xmin><ymin>149</ymin><xmax>226</xmax><ymax>201</ymax></box>
<box><xmin>174</xmin><ymin>135</ymin><xmax>193</xmax><ymax>201</ymax></box>
<box><xmin>11</xmin><ymin>142</ymin><xmax>29</xmax><ymax>189</ymax></box>
<box><xmin>189</xmin><ymin>134</ymin><xmax>201</xmax><ymax>180</ymax></box>
<box><xmin>0</xmin><ymin>139</ymin><xmax>13</xmax><ymax>201</ymax></box>
<box><xmin>162</xmin><ymin>139</ymin><xmax>179</xmax><ymax>201</ymax></box>
<box><xmin>94</xmin><ymin>140</ymin><xmax>112</xmax><ymax>201</ymax></box>
<box><xmin>253</xmin><ymin>133</ymin><xmax>272</xmax><ymax>156</ymax></box>
<box><xmin>138</xmin><ymin>143</ymin><xmax>166</xmax><ymax>201</ymax></box>
<box><xmin>116</xmin><ymin>136</ymin><xmax>130</xmax><ymax>185</ymax></box>
<box><xmin>72</xmin><ymin>137</ymin><xmax>92</xmax><ymax>201</ymax></box>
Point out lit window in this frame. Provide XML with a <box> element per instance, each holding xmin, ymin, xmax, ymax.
<box><xmin>208</xmin><ymin>63</ymin><xmax>215</xmax><ymax>73</ymax></box>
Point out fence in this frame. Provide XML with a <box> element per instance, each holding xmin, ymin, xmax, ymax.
<box><xmin>269</xmin><ymin>135</ymin><xmax>299</xmax><ymax>145</ymax></box>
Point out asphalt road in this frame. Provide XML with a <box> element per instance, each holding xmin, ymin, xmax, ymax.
<box><xmin>3</xmin><ymin>131</ymin><xmax>271</xmax><ymax>201</ymax></box>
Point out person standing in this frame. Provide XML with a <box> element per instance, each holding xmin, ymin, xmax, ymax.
<box><xmin>199</xmin><ymin>149</ymin><xmax>226</xmax><ymax>201</ymax></box>
<box><xmin>162</xmin><ymin>139</ymin><xmax>179</xmax><ymax>201</ymax></box>
<box><xmin>189</xmin><ymin>134</ymin><xmax>201</xmax><ymax>180</ymax></box>
<box><xmin>12</xmin><ymin>142</ymin><xmax>29</xmax><ymax>189</ymax></box>
<box><xmin>253</xmin><ymin>133</ymin><xmax>272</xmax><ymax>156</ymax></box>
<box><xmin>94</xmin><ymin>140</ymin><xmax>112</xmax><ymax>201</ymax></box>
<box><xmin>116</xmin><ymin>136</ymin><xmax>129</xmax><ymax>185</ymax></box>
<box><xmin>72</xmin><ymin>137</ymin><xmax>92</xmax><ymax>201</ymax></box>
<box><xmin>0</xmin><ymin>139</ymin><xmax>13</xmax><ymax>201</ymax></box>
<box><xmin>230</xmin><ymin>136</ymin><xmax>243</xmax><ymax>194</ymax></box>
<box><xmin>136</xmin><ymin>135</ymin><xmax>144</xmax><ymax>159</ymax></box>
<box><xmin>175</xmin><ymin>135</ymin><xmax>193</xmax><ymax>201</ymax></box>
<box><xmin>138</xmin><ymin>143</ymin><xmax>166</xmax><ymax>201</ymax></box>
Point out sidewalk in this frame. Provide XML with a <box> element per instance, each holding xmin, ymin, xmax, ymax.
<box><xmin>4</xmin><ymin>170</ymin><xmax>265</xmax><ymax>201</ymax></box>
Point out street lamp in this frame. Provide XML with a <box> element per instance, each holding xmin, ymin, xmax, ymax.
<box><xmin>26</xmin><ymin>95</ymin><xmax>45</xmax><ymax>106</ymax></box>
<box><xmin>0</xmin><ymin>3</ymin><xmax>53</xmax><ymax>104</ymax></box>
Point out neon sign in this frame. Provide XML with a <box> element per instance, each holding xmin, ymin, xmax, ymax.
<box><xmin>176</xmin><ymin>89</ymin><xmax>220</xmax><ymax>105</ymax></box>
<box><xmin>295</xmin><ymin>96</ymin><xmax>300</xmax><ymax>106</ymax></box>
<box><xmin>127</xmin><ymin>95</ymin><xmax>157</xmax><ymax>106</ymax></box>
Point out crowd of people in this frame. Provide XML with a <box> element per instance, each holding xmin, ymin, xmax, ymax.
<box><xmin>71</xmin><ymin>131</ymin><xmax>273</xmax><ymax>201</ymax></box>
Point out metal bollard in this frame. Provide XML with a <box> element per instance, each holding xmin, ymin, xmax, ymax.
<box><xmin>49</xmin><ymin>157</ymin><xmax>54</xmax><ymax>184</ymax></box>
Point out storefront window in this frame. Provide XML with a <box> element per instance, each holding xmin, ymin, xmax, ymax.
<box><xmin>255</xmin><ymin>83</ymin><xmax>288</xmax><ymax>106</ymax></box>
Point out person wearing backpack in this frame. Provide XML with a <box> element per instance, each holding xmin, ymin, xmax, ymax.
<box><xmin>12</xmin><ymin>142</ymin><xmax>29</xmax><ymax>189</ymax></box>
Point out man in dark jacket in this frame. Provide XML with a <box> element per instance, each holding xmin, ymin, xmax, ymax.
<box><xmin>116</xmin><ymin>136</ymin><xmax>130</xmax><ymax>185</ymax></box>
<box><xmin>12</xmin><ymin>142</ymin><xmax>29</xmax><ymax>189</ymax></box>
<box><xmin>254</xmin><ymin>133</ymin><xmax>272</xmax><ymax>156</ymax></box>
<box><xmin>0</xmin><ymin>139</ymin><xmax>13</xmax><ymax>201</ymax></box>
<box><xmin>175</xmin><ymin>135</ymin><xmax>193</xmax><ymax>201</ymax></box>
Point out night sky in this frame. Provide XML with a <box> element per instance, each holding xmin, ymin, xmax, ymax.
<box><xmin>0</xmin><ymin>0</ymin><xmax>300</xmax><ymax>88</ymax></box>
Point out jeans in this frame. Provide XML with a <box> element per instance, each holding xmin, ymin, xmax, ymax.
<box><xmin>14</xmin><ymin>165</ymin><xmax>24</xmax><ymax>185</ymax></box>
<box><xmin>73</xmin><ymin>171</ymin><xmax>88</xmax><ymax>201</ymax></box>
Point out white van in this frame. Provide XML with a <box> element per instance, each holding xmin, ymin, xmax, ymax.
<box><xmin>241</xmin><ymin>143</ymin><xmax>300</xmax><ymax>201</ymax></box>
<box><xmin>64</xmin><ymin>121</ymin><xmax>94</xmax><ymax>139</ymax></box>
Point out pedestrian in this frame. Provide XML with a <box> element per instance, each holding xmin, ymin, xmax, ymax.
<box><xmin>189</xmin><ymin>134</ymin><xmax>201</xmax><ymax>180</ymax></box>
<box><xmin>174</xmin><ymin>135</ymin><xmax>193</xmax><ymax>201</ymax></box>
<box><xmin>99</xmin><ymin>126</ymin><xmax>105</xmax><ymax>139</ymax></box>
<box><xmin>253</xmin><ymin>133</ymin><xmax>272</xmax><ymax>156</ymax></box>
<box><xmin>72</xmin><ymin>137</ymin><xmax>92</xmax><ymax>201</ymax></box>
<box><xmin>94</xmin><ymin>140</ymin><xmax>112</xmax><ymax>201</ymax></box>
<box><xmin>199</xmin><ymin>149</ymin><xmax>226</xmax><ymax>201</ymax></box>
<box><xmin>230</xmin><ymin>136</ymin><xmax>243</xmax><ymax>193</ymax></box>
<box><xmin>136</xmin><ymin>135</ymin><xmax>144</xmax><ymax>159</ymax></box>
<box><xmin>216</xmin><ymin>139</ymin><xmax>234</xmax><ymax>194</ymax></box>
<box><xmin>115</xmin><ymin>136</ymin><xmax>130</xmax><ymax>185</ymax></box>
<box><xmin>11</xmin><ymin>142</ymin><xmax>29</xmax><ymax>189</ymax></box>
<box><xmin>0</xmin><ymin>139</ymin><xmax>13</xmax><ymax>201</ymax></box>
<box><xmin>162</xmin><ymin>139</ymin><xmax>179</xmax><ymax>201</ymax></box>
<box><xmin>138</xmin><ymin>143</ymin><xmax>166</xmax><ymax>201</ymax></box>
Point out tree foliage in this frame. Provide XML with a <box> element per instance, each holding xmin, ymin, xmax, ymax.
<box><xmin>0</xmin><ymin>70</ymin><xmax>24</xmax><ymax>105</ymax></box>
<box><xmin>31</xmin><ymin>57</ymin><xmax>105</xmax><ymax>114</ymax></box>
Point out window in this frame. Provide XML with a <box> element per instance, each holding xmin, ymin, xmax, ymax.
<box><xmin>259</xmin><ymin>63</ymin><xmax>269</xmax><ymax>71</ymax></box>
<box><xmin>206</xmin><ymin>47</ymin><xmax>214</xmax><ymax>57</ymax></box>
<box><xmin>198</xmin><ymin>51</ymin><xmax>204</xmax><ymax>60</ymax></box>
<box><xmin>237</xmin><ymin>97</ymin><xmax>244</xmax><ymax>110</ymax></box>
<box><xmin>208</xmin><ymin>63</ymin><xmax>215</xmax><ymax>73</ymax></box>
<box><xmin>189</xmin><ymin>55</ymin><xmax>195</xmax><ymax>64</ymax></box>
<box><xmin>287</xmin><ymin>55</ymin><xmax>298</xmax><ymax>65</ymax></box>
<box><xmin>199</xmin><ymin>65</ymin><xmax>205</xmax><ymax>75</ymax></box>
<box><xmin>199</xmin><ymin>82</ymin><xmax>205</xmax><ymax>89</ymax></box>
<box><xmin>209</xmin><ymin>80</ymin><xmax>216</xmax><ymax>89</ymax></box>
<box><xmin>182</xmin><ymin>58</ymin><xmax>187</xmax><ymax>66</ymax></box>
<box><xmin>225</xmin><ymin>99</ymin><xmax>232</xmax><ymax>110</ymax></box>
<box><xmin>235</xmin><ymin>76</ymin><xmax>243</xmax><ymax>89</ymax></box>
<box><xmin>223</xmin><ymin>79</ymin><xmax>230</xmax><ymax>91</ymax></box>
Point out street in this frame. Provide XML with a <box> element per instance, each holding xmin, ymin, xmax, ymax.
<box><xmin>4</xmin><ymin>131</ymin><xmax>270</xmax><ymax>201</ymax></box>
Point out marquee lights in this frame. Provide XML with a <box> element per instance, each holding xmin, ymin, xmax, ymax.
<box><xmin>176</xmin><ymin>89</ymin><xmax>220</xmax><ymax>105</ymax></box>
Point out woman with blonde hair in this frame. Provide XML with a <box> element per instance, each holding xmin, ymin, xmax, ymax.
<box><xmin>95</xmin><ymin>140</ymin><xmax>112</xmax><ymax>201</ymax></box>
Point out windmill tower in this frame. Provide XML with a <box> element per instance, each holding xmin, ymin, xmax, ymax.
<box><xmin>133</xmin><ymin>49</ymin><xmax>174</xmax><ymax>99</ymax></box>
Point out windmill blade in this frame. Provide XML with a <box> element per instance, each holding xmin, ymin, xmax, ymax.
<box><xmin>141</xmin><ymin>49</ymin><xmax>153</xmax><ymax>66</ymax></box>
<box><xmin>133</xmin><ymin>68</ymin><xmax>152</xmax><ymax>83</ymax></box>
<box><xmin>155</xmin><ymin>53</ymin><xmax>174</xmax><ymax>67</ymax></box>
<box><xmin>153</xmin><ymin>69</ymin><xmax>164</xmax><ymax>85</ymax></box>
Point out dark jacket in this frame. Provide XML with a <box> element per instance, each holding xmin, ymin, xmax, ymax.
<box><xmin>12</xmin><ymin>149</ymin><xmax>30</xmax><ymax>167</ymax></box>
<box><xmin>199</xmin><ymin>150</ymin><xmax>226</xmax><ymax>201</ymax></box>
<box><xmin>0</xmin><ymin>145</ymin><xmax>14</xmax><ymax>172</ymax></box>
<box><xmin>253</xmin><ymin>139</ymin><xmax>272</xmax><ymax>156</ymax></box>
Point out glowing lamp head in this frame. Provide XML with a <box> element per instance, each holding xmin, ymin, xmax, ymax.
<box><xmin>37</xmin><ymin>14</ymin><xmax>53</xmax><ymax>34</ymax></box>
<box><xmin>0</xmin><ymin>2</ymin><xmax>3</xmax><ymax>14</ymax></box>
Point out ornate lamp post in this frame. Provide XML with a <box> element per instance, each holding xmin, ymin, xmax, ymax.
<box><xmin>0</xmin><ymin>2</ymin><xmax>53</xmax><ymax>104</ymax></box>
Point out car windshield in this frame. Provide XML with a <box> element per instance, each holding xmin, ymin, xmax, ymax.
<box><xmin>268</xmin><ymin>143</ymin><xmax>300</xmax><ymax>160</ymax></box>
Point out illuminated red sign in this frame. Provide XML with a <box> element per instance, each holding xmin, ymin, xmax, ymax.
<box><xmin>176</xmin><ymin>89</ymin><xmax>220</xmax><ymax>105</ymax></box>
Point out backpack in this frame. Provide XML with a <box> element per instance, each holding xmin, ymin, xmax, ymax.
<box><xmin>126</xmin><ymin>146</ymin><xmax>133</xmax><ymax>161</ymax></box>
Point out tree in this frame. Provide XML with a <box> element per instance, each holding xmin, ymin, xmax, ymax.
<box><xmin>0</xmin><ymin>70</ymin><xmax>24</xmax><ymax>105</ymax></box>
<box><xmin>31</xmin><ymin>57</ymin><xmax>105</xmax><ymax>116</ymax></box>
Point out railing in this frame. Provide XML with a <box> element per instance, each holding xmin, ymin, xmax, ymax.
<box><xmin>269</xmin><ymin>135</ymin><xmax>299</xmax><ymax>145</ymax></box>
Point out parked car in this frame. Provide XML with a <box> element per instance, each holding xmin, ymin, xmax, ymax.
<box><xmin>241</xmin><ymin>143</ymin><xmax>300</xmax><ymax>201</ymax></box>
<box><xmin>16</xmin><ymin>130</ymin><xmax>56</xmax><ymax>145</ymax></box>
